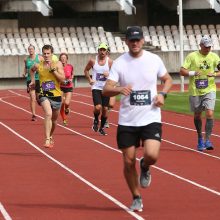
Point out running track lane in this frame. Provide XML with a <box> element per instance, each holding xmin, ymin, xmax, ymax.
<box><xmin>0</xmin><ymin>97</ymin><xmax>144</xmax><ymax>220</ymax></box>
<box><xmin>0</xmin><ymin>88</ymin><xmax>220</xmax><ymax>220</ymax></box>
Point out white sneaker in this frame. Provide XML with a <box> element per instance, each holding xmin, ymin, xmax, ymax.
<box><xmin>130</xmin><ymin>197</ymin><xmax>143</xmax><ymax>212</ymax></box>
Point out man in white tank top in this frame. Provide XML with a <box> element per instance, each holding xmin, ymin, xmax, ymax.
<box><xmin>103</xmin><ymin>26</ymin><xmax>173</xmax><ymax>212</ymax></box>
<box><xmin>84</xmin><ymin>42</ymin><xmax>113</xmax><ymax>135</ymax></box>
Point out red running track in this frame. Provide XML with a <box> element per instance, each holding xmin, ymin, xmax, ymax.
<box><xmin>0</xmin><ymin>87</ymin><xmax>220</xmax><ymax>220</ymax></box>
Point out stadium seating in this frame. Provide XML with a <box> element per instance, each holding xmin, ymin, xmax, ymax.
<box><xmin>141</xmin><ymin>24</ymin><xmax>220</xmax><ymax>52</ymax></box>
<box><xmin>0</xmin><ymin>25</ymin><xmax>220</xmax><ymax>56</ymax></box>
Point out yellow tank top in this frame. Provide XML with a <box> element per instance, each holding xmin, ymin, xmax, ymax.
<box><xmin>38</xmin><ymin>61</ymin><xmax>62</xmax><ymax>97</ymax></box>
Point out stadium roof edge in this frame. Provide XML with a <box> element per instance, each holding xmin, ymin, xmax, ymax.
<box><xmin>0</xmin><ymin>0</ymin><xmax>52</xmax><ymax>16</ymax></box>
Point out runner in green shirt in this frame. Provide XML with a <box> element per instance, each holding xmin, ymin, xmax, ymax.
<box><xmin>23</xmin><ymin>44</ymin><xmax>43</xmax><ymax>121</ymax></box>
<box><xmin>180</xmin><ymin>35</ymin><xmax>220</xmax><ymax>151</ymax></box>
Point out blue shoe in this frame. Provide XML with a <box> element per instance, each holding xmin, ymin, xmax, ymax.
<box><xmin>197</xmin><ymin>138</ymin><xmax>205</xmax><ymax>151</ymax></box>
<box><xmin>205</xmin><ymin>140</ymin><xmax>214</xmax><ymax>150</ymax></box>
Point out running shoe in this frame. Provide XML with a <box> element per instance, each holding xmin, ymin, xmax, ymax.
<box><xmin>205</xmin><ymin>140</ymin><xmax>214</xmax><ymax>150</ymax></box>
<box><xmin>130</xmin><ymin>196</ymin><xmax>143</xmax><ymax>212</ymax></box>
<box><xmin>31</xmin><ymin>115</ymin><xmax>37</xmax><ymax>121</ymax></box>
<box><xmin>50</xmin><ymin>137</ymin><xmax>54</xmax><ymax>148</ymax></box>
<box><xmin>92</xmin><ymin>120</ymin><xmax>99</xmax><ymax>132</ymax></box>
<box><xmin>63</xmin><ymin>119</ymin><xmax>68</xmax><ymax>126</ymax></box>
<box><xmin>99</xmin><ymin>127</ymin><xmax>107</xmax><ymax>136</ymax></box>
<box><xmin>65</xmin><ymin>108</ymin><xmax>70</xmax><ymax>115</ymax></box>
<box><xmin>104</xmin><ymin>121</ymin><xmax>110</xmax><ymax>128</ymax></box>
<box><xmin>44</xmin><ymin>138</ymin><xmax>52</xmax><ymax>148</ymax></box>
<box><xmin>44</xmin><ymin>138</ymin><xmax>54</xmax><ymax>148</ymax></box>
<box><xmin>139</xmin><ymin>157</ymin><xmax>151</xmax><ymax>188</ymax></box>
<box><xmin>197</xmin><ymin>138</ymin><xmax>205</xmax><ymax>151</ymax></box>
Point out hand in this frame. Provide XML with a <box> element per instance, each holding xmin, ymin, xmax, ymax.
<box><xmin>49</xmin><ymin>68</ymin><xmax>56</xmax><ymax>73</ymax></box>
<box><xmin>103</xmin><ymin>71</ymin><xmax>109</xmax><ymax>77</ymax></box>
<box><xmin>207</xmin><ymin>72</ymin><xmax>216</xmax><ymax>77</ymax></box>
<box><xmin>63</xmin><ymin>79</ymin><xmax>71</xmax><ymax>85</ymax></box>
<box><xmin>120</xmin><ymin>85</ymin><xmax>132</xmax><ymax>96</ymax></box>
<box><xmin>29</xmin><ymin>81</ymin><xmax>35</xmax><ymax>90</ymax></box>
<box><xmin>89</xmin><ymin>79</ymin><xmax>95</xmax><ymax>85</ymax></box>
<box><xmin>194</xmin><ymin>72</ymin><xmax>200</xmax><ymax>76</ymax></box>
<box><xmin>154</xmin><ymin>94</ymin><xmax>165</xmax><ymax>107</ymax></box>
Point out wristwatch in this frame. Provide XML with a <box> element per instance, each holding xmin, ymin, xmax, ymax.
<box><xmin>49</xmin><ymin>68</ymin><xmax>56</xmax><ymax>73</ymax></box>
<box><xmin>159</xmin><ymin>92</ymin><xmax>167</xmax><ymax>99</ymax></box>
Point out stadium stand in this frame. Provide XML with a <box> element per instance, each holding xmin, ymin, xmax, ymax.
<box><xmin>2</xmin><ymin>24</ymin><xmax>220</xmax><ymax>57</ymax></box>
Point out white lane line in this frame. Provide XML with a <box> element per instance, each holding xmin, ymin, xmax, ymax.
<box><xmin>9</xmin><ymin>90</ymin><xmax>220</xmax><ymax>138</ymax></box>
<box><xmin>71</xmin><ymin>99</ymin><xmax>220</xmax><ymax>138</ymax></box>
<box><xmin>0</xmin><ymin>122</ymin><xmax>144</xmax><ymax>220</ymax></box>
<box><xmin>1</xmin><ymin>99</ymin><xmax>220</xmax><ymax>197</ymax></box>
<box><xmin>70</xmin><ymin>110</ymin><xmax>220</xmax><ymax>160</ymax></box>
<box><xmin>4</xmin><ymin>92</ymin><xmax>220</xmax><ymax>158</ymax></box>
<box><xmin>0</xmin><ymin>202</ymin><xmax>12</xmax><ymax>220</ymax></box>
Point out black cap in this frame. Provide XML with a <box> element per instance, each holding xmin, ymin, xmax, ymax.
<box><xmin>126</xmin><ymin>26</ymin><xmax>143</xmax><ymax>40</ymax></box>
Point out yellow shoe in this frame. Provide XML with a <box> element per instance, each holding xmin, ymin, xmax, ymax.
<box><xmin>63</xmin><ymin>119</ymin><xmax>67</xmax><ymax>126</ymax></box>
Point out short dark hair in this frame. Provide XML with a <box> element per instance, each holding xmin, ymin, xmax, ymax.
<box><xmin>42</xmin><ymin>44</ymin><xmax>54</xmax><ymax>53</ymax></box>
<box><xmin>59</xmin><ymin>52</ymin><xmax>68</xmax><ymax>60</ymax></box>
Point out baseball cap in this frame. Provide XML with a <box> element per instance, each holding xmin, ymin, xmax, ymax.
<box><xmin>98</xmin><ymin>42</ymin><xmax>108</xmax><ymax>50</ymax></box>
<box><xmin>126</xmin><ymin>26</ymin><xmax>143</xmax><ymax>40</ymax></box>
<box><xmin>200</xmin><ymin>35</ymin><xmax>213</xmax><ymax>47</ymax></box>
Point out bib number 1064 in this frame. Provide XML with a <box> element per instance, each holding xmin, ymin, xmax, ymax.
<box><xmin>130</xmin><ymin>90</ymin><xmax>151</xmax><ymax>106</ymax></box>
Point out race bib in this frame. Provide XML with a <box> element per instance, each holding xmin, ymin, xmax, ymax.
<box><xmin>96</xmin><ymin>73</ymin><xmax>106</xmax><ymax>81</ymax></box>
<box><xmin>130</xmin><ymin>90</ymin><xmax>151</xmax><ymax>106</ymax></box>
<box><xmin>195</xmin><ymin>79</ymin><xmax>208</xmax><ymax>89</ymax></box>
<box><xmin>42</xmin><ymin>81</ymin><xmax>55</xmax><ymax>91</ymax></box>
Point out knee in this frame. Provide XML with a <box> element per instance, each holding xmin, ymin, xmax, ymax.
<box><xmin>45</xmin><ymin>112</ymin><xmax>52</xmax><ymax>119</ymax></box>
<box><xmin>95</xmin><ymin>105</ymin><xmax>102</xmax><ymax>112</ymax></box>
<box><xmin>123</xmin><ymin>157</ymin><xmax>136</xmax><ymax>172</ymax></box>
<box><xmin>194</xmin><ymin>114</ymin><xmax>202</xmax><ymax>120</ymax></box>
<box><xmin>145</xmin><ymin>154</ymin><xmax>158</xmax><ymax>166</ymax></box>
<box><xmin>206</xmin><ymin>111</ymin><xmax>214</xmax><ymax>119</ymax></box>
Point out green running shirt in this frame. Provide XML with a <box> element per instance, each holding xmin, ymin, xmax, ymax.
<box><xmin>25</xmin><ymin>54</ymin><xmax>40</xmax><ymax>81</ymax></box>
<box><xmin>182</xmin><ymin>51</ymin><xmax>220</xmax><ymax>96</ymax></box>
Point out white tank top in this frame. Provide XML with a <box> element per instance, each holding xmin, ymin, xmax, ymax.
<box><xmin>91</xmin><ymin>56</ymin><xmax>109</xmax><ymax>90</ymax></box>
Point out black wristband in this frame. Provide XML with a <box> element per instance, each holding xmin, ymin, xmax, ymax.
<box><xmin>49</xmin><ymin>68</ymin><xmax>56</xmax><ymax>73</ymax></box>
<box><xmin>159</xmin><ymin>92</ymin><xmax>167</xmax><ymax>99</ymax></box>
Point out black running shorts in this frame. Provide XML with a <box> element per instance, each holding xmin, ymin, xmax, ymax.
<box><xmin>60</xmin><ymin>87</ymin><xmax>73</xmax><ymax>93</ymax></box>
<box><xmin>117</xmin><ymin>122</ymin><xmax>162</xmax><ymax>149</ymax></box>
<box><xmin>92</xmin><ymin>89</ymin><xmax>110</xmax><ymax>107</ymax></box>
<box><xmin>27</xmin><ymin>80</ymin><xmax>40</xmax><ymax>93</ymax></box>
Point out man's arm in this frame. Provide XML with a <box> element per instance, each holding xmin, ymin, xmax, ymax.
<box><xmin>29</xmin><ymin>63</ymin><xmax>38</xmax><ymax>88</ymax></box>
<box><xmin>23</xmin><ymin>59</ymin><xmax>27</xmax><ymax>77</ymax></box>
<box><xmin>180</xmin><ymin>67</ymin><xmax>200</xmax><ymax>77</ymax></box>
<box><xmin>160</xmin><ymin>72</ymin><xmax>173</xmax><ymax>94</ymax></box>
<box><xmin>84</xmin><ymin>59</ymin><xmax>95</xmax><ymax>85</ymax></box>
<box><xmin>154</xmin><ymin>72</ymin><xmax>173</xmax><ymax>107</ymax></box>
<box><xmin>103</xmin><ymin>79</ymin><xmax>132</xmax><ymax>97</ymax></box>
<box><xmin>52</xmin><ymin>61</ymin><xmax>65</xmax><ymax>82</ymax></box>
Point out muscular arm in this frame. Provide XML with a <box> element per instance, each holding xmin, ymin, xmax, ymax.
<box><xmin>84</xmin><ymin>58</ymin><xmax>95</xmax><ymax>85</ymax></box>
<box><xmin>180</xmin><ymin>67</ymin><xmax>200</xmax><ymax>77</ymax></box>
<box><xmin>154</xmin><ymin>72</ymin><xmax>173</xmax><ymax>107</ymax></box>
<box><xmin>160</xmin><ymin>72</ymin><xmax>173</xmax><ymax>94</ymax></box>
<box><xmin>29</xmin><ymin>63</ymin><xmax>39</xmax><ymax>89</ymax></box>
<box><xmin>103</xmin><ymin>79</ymin><xmax>132</xmax><ymax>97</ymax></box>
<box><xmin>53</xmin><ymin>61</ymin><xmax>65</xmax><ymax>82</ymax></box>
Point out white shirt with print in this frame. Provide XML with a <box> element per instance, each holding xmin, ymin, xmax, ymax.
<box><xmin>92</xmin><ymin>56</ymin><xmax>109</xmax><ymax>90</ymax></box>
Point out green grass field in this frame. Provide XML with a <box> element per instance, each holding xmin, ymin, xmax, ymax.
<box><xmin>162</xmin><ymin>91</ymin><xmax>220</xmax><ymax>120</ymax></box>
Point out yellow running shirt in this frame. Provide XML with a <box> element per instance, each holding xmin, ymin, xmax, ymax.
<box><xmin>182</xmin><ymin>51</ymin><xmax>220</xmax><ymax>96</ymax></box>
<box><xmin>38</xmin><ymin>61</ymin><xmax>62</xmax><ymax>97</ymax></box>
